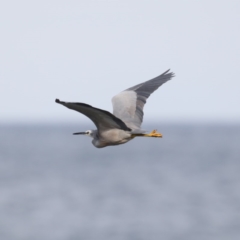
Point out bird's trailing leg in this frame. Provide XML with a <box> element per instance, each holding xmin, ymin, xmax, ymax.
<box><xmin>131</xmin><ymin>129</ymin><xmax>162</xmax><ymax>138</ymax></box>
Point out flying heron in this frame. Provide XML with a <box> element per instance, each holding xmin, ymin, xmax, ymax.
<box><xmin>56</xmin><ymin>69</ymin><xmax>174</xmax><ymax>148</ymax></box>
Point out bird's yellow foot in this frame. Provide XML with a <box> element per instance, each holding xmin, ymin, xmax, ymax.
<box><xmin>148</xmin><ymin>129</ymin><xmax>162</xmax><ymax>138</ymax></box>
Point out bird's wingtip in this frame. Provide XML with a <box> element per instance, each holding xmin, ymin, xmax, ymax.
<box><xmin>164</xmin><ymin>69</ymin><xmax>175</xmax><ymax>78</ymax></box>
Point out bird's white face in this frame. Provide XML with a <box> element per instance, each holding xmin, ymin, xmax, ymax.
<box><xmin>85</xmin><ymin>130</ymin><xmax>93</xmax><ymax>137</ymax></box>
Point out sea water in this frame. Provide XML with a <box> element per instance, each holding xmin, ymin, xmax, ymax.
<box><xmin>0</xmin><ymin>123</ymin><xmax>240</xmax><ymax>240</ymax></box>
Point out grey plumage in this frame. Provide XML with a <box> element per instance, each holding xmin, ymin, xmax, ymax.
<box><xmin>56</xmin><ymin>69</ymin><xmax>174</xmax><ymax>148</ymax></box>
<box><xmin>112</xmin><ymin>69</ymin><xmax>174</xmax><ymax>129</ymax></box>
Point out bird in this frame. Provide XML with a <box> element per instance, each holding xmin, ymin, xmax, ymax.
<box><xmin>55</xmin><ymin>69</ymin><xmax>174</xmax><ymax>148</ymax></box>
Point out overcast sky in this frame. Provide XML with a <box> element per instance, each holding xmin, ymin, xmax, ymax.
<box><xmin>0</xmin><ymin>0</ymin><xmax>239</xmax><ymax>125</ymax></box>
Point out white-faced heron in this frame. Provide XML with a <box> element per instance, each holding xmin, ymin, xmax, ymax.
<box><xmin>56</xmin><ymin>69</ymin><xmax>174</xmax><ymax>148</ymax></box>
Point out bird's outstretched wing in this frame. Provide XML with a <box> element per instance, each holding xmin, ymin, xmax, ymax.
<box><xmin>55</xmin><ymin>99</ymin><xmax>131</xmax><ymax>131</ymax></box>
<box><xmin>111</xmin><ymin>69</ymin><xmax>174</xmax><ymax>129</ymax></box>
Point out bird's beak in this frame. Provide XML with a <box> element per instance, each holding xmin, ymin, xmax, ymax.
<box><xmin>73</xmin><ymin>132</ymin><xmax>86</xmax><ymax>135</ymax></box>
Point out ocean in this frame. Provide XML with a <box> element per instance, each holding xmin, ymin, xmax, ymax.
<box><xmin>0</xmin><ymin>123</ymin><xmax>240</xmax><ymax>240</ymax></box>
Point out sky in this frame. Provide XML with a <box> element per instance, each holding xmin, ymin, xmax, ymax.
<box><xmin>0</xmin><ymin>0</ymin><xmax>240</xmax><ymax>124</ymax></box>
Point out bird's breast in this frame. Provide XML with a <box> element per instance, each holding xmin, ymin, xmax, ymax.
<box><xmin>92</xmin><ymin>129</ymin><xmax>132</xmax><ymax>148</ymax></box>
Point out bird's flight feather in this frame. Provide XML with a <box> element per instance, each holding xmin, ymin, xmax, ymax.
<box><xmin>55</xmin><ymin>99</ymin><xmax>131</xmax><ymax>131</ymax></box>
<box><xmin>111</xmin><ymin>69</ymin><xmax>174</xmax><ymax>129</ymax></box>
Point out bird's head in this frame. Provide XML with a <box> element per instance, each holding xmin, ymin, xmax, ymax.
<box><xmin>73</xmin><ymin>130</ymin><xmax>94</xmax><ymax>138</ymax></box>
